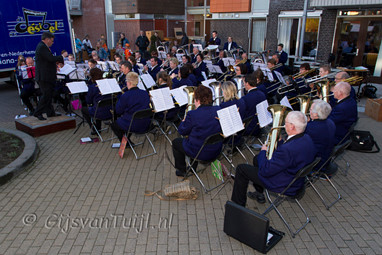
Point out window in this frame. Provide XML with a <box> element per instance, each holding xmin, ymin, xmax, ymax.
<box><xmin>251</xmin><ymin>19</ymin><xmax>266</xmax><ymax>52</ymax></box>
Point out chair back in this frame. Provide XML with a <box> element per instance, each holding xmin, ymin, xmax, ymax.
<box><xmin>279</xmin><ymin>157</ymin><xmax>321</xmax><ymax>196</ymax></box>
<box><xmin>132</xmin><ymin>108</ymin><xmax>155</xmax><ymax>120</ymax></box>
<box><xmin>94</xmin><ymin>95</ymin><xmax>117</xmax><ymax>120</ymax></box>
<box><xmin>193</xmin><ymin>133</ymin><xmax>224</xmax><ymax>162</ymax></box>
<box><xmin>331</xmin><ymin>139</ymin><xmax>352</xmax><ymax>161</ymax></box>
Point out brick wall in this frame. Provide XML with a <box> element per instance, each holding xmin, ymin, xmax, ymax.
<box><xmin>71</xmin><ymin>0</ymin><xmax>106</xmax><ymax>48</ymax></box>
<box><xmin>316</xmin><ymin>9</ymin><xmax>337</xmax><ymax>63</ymax></box>
<box><xmin>210</xmin><ymin>20</ymin><xmax>249</xmax><ymax>51</ymax></box>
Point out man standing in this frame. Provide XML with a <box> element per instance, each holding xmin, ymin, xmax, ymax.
<box><xmin>33</xmin><ymin>32</ymin><xmax>64</xmax><ymax>120</ymax></box>
<box><xmin>135</xmin><ymin>30</ymin><xmax>150</xmax><ymax>58</ymax></box>
<box><xmin>208</xmin><ymin>31</ymin><xmax>221</xmax><ymax>46</ymax></box>
<box><xmin>277</xmin><ymin>43</ymin><xmax>288</xmax><ymax>65</ymax></box>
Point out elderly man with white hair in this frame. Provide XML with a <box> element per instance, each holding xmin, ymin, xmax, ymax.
<box><xmin>231</xmin><ymin>111</ymin><xmax>316</xmax><ymax>206</ymax></box>
<box><xmin>305</xmin><ymin>99</ymin><xmax>336</xmax><ymax>173</ymax></box>
<box><xmin>329</xmin><ymin>81</ymin><xmax>358</xmax><ymax>145</ymax></box>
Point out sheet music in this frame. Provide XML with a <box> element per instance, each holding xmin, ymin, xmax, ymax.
<box><xmin>256</xmin><ymin>100</ymin><xmax>273</xmax><ymax>128</ymax></box>
<box><xmin>65</xmin><ymin>61</ymin><xmax>76</xmax><ymax>68</ymax></box>
<box><xmin>69</xmin><ymin>69</ymin><xmax>86</xmax><ymax>80</ymax></box>
<box><xmin>97</xmin><ymin>61</ymin><xmax>109</xmax><ymax>71</ymax></box>
<box><xmin>149</xmin><ymin>87</ymin><xmax>175</xmax><ymax>112</ymax></box>
<box><xmin>19</xmin><ymin>66</ymin><xmax>28</xmax><ymax>79</ymax></box>
<box><xmin>274</xmin><ymin>71</ymin><xmax>286</xmax><ymax>85</ymax></box>
<box><xmin>223</xmin><ymin>58</ymin><xmax>235</xmax><ymax>67</ymax></box>
<box><xmin>96</xmin><ymin>78</ymin><xmax>121</xmax><ymax>95</ymax></box>
<box><xmin>209</xmin><ymin>65</ymin><xmax>223</xmax><ymax>74</ymax></box>
<box><xmin>137</xmin><ymin>78</ymin><xmax>146</xmax><ymax>91</ymax></box>
<box><xmin>203</xmin><ymin>60</ymin><xmax>213</xmax><ymax>65</ymax></box>
<box><xmin>280</xmin><ymin>96</ymin><xmax>293</xmax><ymax>109</ymax></box>
<box><xmin>66</xmin><ymin>81</ymin><xmax>88</xmax><ymax>94</ymax></box>
<box><xmin>58</xmin><ymin>64</ymin><xmax>76</xmax><ymax>76</ymax></box>
<box><xmin>170</xmin><ymin>87</ymin><xmax>188</xmax><ymax>106</ymax></box>
<box><xmin>176</xmin><ymin>54</ymin><xmax>184</xmax><ymax>63</ymax></box>
<box><xmin>76</xmin><ymin>63</ymin><xmax>87</xmax><ymax>70</ymax></box>
<box><xmin>158</xmin><ymin>51</ymin><xmax>167</xmax><ymax>59</ymax></box>
<box><xmin>140</xmin><ymin>74</ymin><xmax>156</xmax><ymax>89</ymax></box>
<box><xmin>192</xmin><ymin>44</ymin><xmax>203</xmax><ymax>52</ymax></box>
<box><xmin>217</xmin><ymin>104</ymin><xmax>244</xmax><ymax>137</ymax></box>
<box><xmin>201</xmin><ymin>71</ymin><xmax>207</xmax><ymax>81</ymax></box>
<box><xmin>107</xmin><ymin>61</ymin><xmax>120</xmax><ymax>71</ymax></box>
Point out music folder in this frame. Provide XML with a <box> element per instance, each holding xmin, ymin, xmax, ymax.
<box><xmin>224</xmin><ymin>201</ymin><xmax>284</xmax><ymax>254</ymax></box>
<box><xmin>217</xmin><ymin>105</ymin><xmax>244</xmax><ymax>137</ymax></box>
<box><xmin>149</xmin><ymin>87</ymin><xmax>175</xmax><ymax>112</ymax></box>
<box><xmin>96</xmin><ymin>78</ymin><xmax>121</xmax><ymax>95</ymax></box>
<box><xmin>66</xmin><ymin>81</ymin><xmax>88</xmax><ymax>94</ymax></box>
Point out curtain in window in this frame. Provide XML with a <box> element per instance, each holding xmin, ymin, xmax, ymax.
<box><xmin>278</xmin><ymin>18</ymin><xmax>293</xmax><ymax>55</ymax></box>
<box><xmin>251</xmin><ymin>20</ymin><xmax>266</xmax><ymax>52</ymax></box>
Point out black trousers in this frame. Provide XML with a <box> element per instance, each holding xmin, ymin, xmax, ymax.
<box><xmin>231</xmin><ymin>161</ymin><xmax>266</xmax><ymax>207</ymax></box>
<box><xmin>20</xmin><ymin>89</ymin><xmax>35</xmax><ymax>112</ymax></box>
<box><xmin>33</xmin><ymin>81</ymin><xmax>55</xmax><ymax>117</ymax></box>
<box><xmin>81</xmin><ymin>106</ymin><xmax>101</xmax><ymax>130</ymax></box>
<box><xmin>111</xmin><ymin>122</ymin><xmax>125</xmax><ymax>142</ymax></box>
<box><xmin>172</xmin><ymin>137</ymin><xmax>198</xmax><ymax>172</ymax></box>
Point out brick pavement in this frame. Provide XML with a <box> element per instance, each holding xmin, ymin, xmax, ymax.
<box><xmin>1</xmin><ymin>82</ymin><xmax>382</xmax><ymax>254</ymax></box>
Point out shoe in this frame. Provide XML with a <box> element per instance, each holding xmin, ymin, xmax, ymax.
<box><xmin>47</xmin><ymin>113</ymin><xmax>61</xmax><ymax>117</ymax></box>
<box><xmin>175</xmin><ymin>169</ymin><xmax>186</xmax><ymax>177</ymax></box>
<box><xmin>29</xmin><ymin>110</ymin><xmax>35</xmax><ymax>116</ymax></box>
<box><xmin>34</xmin><ymin>115</ymin><xmax>47</xmax><ymax>121</ymax></box>
<box><xmin>247</xmin><ymin>191</ymin><xmax>266</xmax><ymax>204</ymax></box>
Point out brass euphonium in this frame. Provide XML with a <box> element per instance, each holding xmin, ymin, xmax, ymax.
<box><xmin>183</xmin><ymin>86</ymin><xmax>196</xmax><ymax>118</ymax></box>
<box><xmin>297</xmin><ymin>95</ymin><xmax>311</xmax><ymax>115</ymax></box>
<box><xmin>316</xmin><ymin>80</ymin><xmax>331</xmax><ymax>103</ymax></box>
<box><xmin>266</xmin><ymin>105</ymin><xmax>291</xmax><ymax>159</ymax></box>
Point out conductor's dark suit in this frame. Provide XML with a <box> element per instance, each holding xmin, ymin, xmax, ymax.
<box><xmin>34</xmin><ymin>41</ymin><xmax>63</xmax><ymax>117</ymax></box>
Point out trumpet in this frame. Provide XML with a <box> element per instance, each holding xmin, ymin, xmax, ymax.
<box><xmin>217</xmin><ymin>65</ymin><xmax>235</xmax><ymax>81</ymax></box>
<box><xmin>160</xmin><ymin>59</ymin><xmax>169</xmax><ymax>68</ymax></box>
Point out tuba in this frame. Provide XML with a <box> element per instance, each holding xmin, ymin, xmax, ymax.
<box><xmin>266</xmin><ymin>105</ymin><xmax>291</xmax><ymax>159</ymax></box>
<box><xmin>209</xmin><ymin>81</ymin><xmax>222</xmax><ymax>106</ymax></box>
<box><xmin>316</xmin><ymin>79</ymin><xmax>330</xmax><ymax>103</ymax></box>
<box><xmin>297</xmin><ymin>95</ymin><xmax>311</xmax><ymax>115</ymax></box>
<box><xmin>183</xmin><ymin>86</ymin><xmax>196</xmax><ymax>118</ymax></box>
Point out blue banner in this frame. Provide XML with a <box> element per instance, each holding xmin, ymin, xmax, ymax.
<box><xmin>0</xmin><ymin>0</ymin><xmax>72</xmax><ymax>70</ymax></box>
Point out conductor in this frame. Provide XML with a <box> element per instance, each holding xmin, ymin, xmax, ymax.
<box><xmin>33</xmin><ymin>32</ymin><xmax>64</xmax><ymax>120</ymax></box>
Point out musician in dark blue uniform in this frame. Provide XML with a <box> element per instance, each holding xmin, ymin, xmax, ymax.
<box><xmin>18</xmin><ymin>57</ymin><xmax>37</xmax><ymax>115</ymax></box>
<box><xmin>305</xmin><ymin>99</ymin><xmax>336</xmax><ymax>173</ymax></box>
<box><xmin>111</xmin><ymin>72</ymin><xmax>151</xmax><ymax>141</ymax></box>
<box><xmin>239</xmin><ymin>73</ymin><xmax>266</xmax><ymax>136</ymax></box>
<box><xmin>172</xmin><ymin>86</ymin><xmax>222</xmax><ymax>177</ymax></box>
<box><xmin>193</xmin><ymin>53</ymin><xmax>207</xmax><ymax>83</ymax></box>
<box><xmin>144</xmin><ymin>56</ymin><xmax>161</xmax><ymax>82</ymax></box>
<box><xmin>81</xmin><ymin>68</ymin><xmax>112</xmax><ymax>134</ymax></box>
<box><xmin>253</xmin><ymin>69</ymin><xmax>268</xmax><ymax>96</ymax></box>
<box><xmin>208</xmin><ymin>31</ymin><xmax>221</xmax><ymax>46</ymax></box>
<box><xmin>172</xmin><ymin>66</ymin><xmax>194</xmax><ymax>89</ymax></box>
<box><xmin>167</xmin><ymin>58</ymin><xmax>179</xmax><ymax>76</ymax></box>
<box><xmin>216</xmin><ymin>51</ymin><xmax>227</xmax><ymax>74</ymax></box>
<box><xmin>328</xmin><ymin>82</ymin><xmax>358</xmax><ymax>145</ymax></box>
<box><xmin>127</xmin><ymin>56</ymin><xmax>140</xmax><ymax>74</ymax></box>
<box><xmin>231</xmin><ymin>111</ymin><xmax>316</xmax><ymax>206</ymax></box>
<box><xmin>185</xmin><ymin>63</ymin><xmax>198</xmax><ymax>86</ymax></box>
<box><xmin>277</xmin><ymin>43</ymin><xmax>288</xmax><ymax>65</ymax></box>
<box><xmin>223</xmin><ymin>37</ymin><xmax>238</xmax><ymax>51</ymax></box>
<box><xmin>117</xmin><ymin>61</ymin><xmax>132</xmax><ymax>89</ymax></box>
<box><xmin>220</xmin><ymin>81</ymin><xmax>246</xmax><ymax>119</ymax></box>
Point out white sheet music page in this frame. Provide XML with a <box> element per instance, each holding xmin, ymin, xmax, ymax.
<box><xmin>149</xmin><ymin>87</ymin><xmax>174</xmax><ymax>112</ymax></box>
<box><xmin>58</xmin><ymin>64</ymin><xmax>76</xmax><ymax>75</ymax></box>
<box><xmin>19</xmin><ymin>66</ymin><xmax>28</xmax><ymax>79</ymax></box>
<box><xmin>66</xmin><ymin>81</ymin><xmax>88</xmax><ymax>94</ymax></box>
<box><xmin>274</xmin><ymin>71</ymin><xmax>286</xmax><ymax>85</ymax></box>
<box><xmin>96</xmin><ymin>78</ymin><xmax>121</xmax><ymax>95</ymax></box>
<box><xmin>201</xmin><ymin>71</ymin><xmax>207</xmax><ymax>81</ymax></box>
<box><xmin>140</xmin><ymin>74</ymin><xmax>156</xmax><ymax>89</ymax></box>
<box><xmin>212</xmin><ymin>65</ymin><xmax>223</xmax><ymax>74</ymax></box>
<box><xmin>97</xmin><ymin>61</ymin><xmax>109</xmax><ymax>71</ymax></box>
<box><xmin>280</xmin><ymin>96</ymin><xmax>293</xmax><ymax>109</ymax></box>
<box><xmin>107</xmin><ymin>61</ymin><xmax>120</xmax><ymax>71</ymax></box>
<box><xmin>137</xmin><ymin>78</ymin><xmax>146</xmax><ymax>91</ymax></box>
<box><xmin>65</xmin><ymin>61</ymin><xmax>76</xmax><ymax>68</ymax></box>
<box><xmin>170</xmin><ymin>87</ymin><xmax>188</xmax><ymax>106</ymax></box>
<box><xmin>223</xmin><ymin>58</ymin><xmax>235</xmax><ymax>67</ymax></box>
<box><xmin>192</xmin><ymin>44</ymin><xmax>203</xmax><ymax>51</ymax></box>
<box><xmin>256</xmin><ymin>100</ymin><xmax>273</xmax><ymax>128</ymax></box>
<box><xmin>217</xmin><ymin>104</ymin><xmax>244</xmax><ymax>137</ymax></box>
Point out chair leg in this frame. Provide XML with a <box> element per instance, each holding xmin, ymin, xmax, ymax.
<box><xmin>308</xmin><ymin>174</ymin><xmax>342</xmax><ymax>210</ymax></box>
<box><xmin>263</xmin><ymin>190</ymin><xmax>310</xmax><ymax>238</ymax></box>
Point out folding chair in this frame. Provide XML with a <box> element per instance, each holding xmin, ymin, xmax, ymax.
<box><xmin>263</xmin><ymin>157</ymin><xmax>321</xmax><ymax>238</ymax></box>
<box><xmin>91</xmin><ymin>95</ymin><xmax>117</xmax><ymax>142</ymax></box>
<box><xmin>232</xmin><ymin>116</ymin><xmax>256</xmax><ymax>162</ymax></box>
<box><xmin>125</xmin><ymin>108</ymin><xmax>157</xmax><ymax>160</ymax></box>
<box><xmin>184</xmin><ymin>132</ymin><xmax>225</xmax><ymax>193</ymax></box>
<box><xmin>152</xmin><ymin>108</ymin><xmax>181</xmax><ymax>145</ymax></box>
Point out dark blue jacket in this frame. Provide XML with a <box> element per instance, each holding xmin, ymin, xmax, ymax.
<box><xmin>328</xmin><ymin>96</ymin><xmax>358</xmax><ymax>144</ymax></box>
<box><xmin>305</xmin><ymin>119</ymin><xmax>336</xmax><ymax>170</ymax></box>
<box><xmin>257</xmin><ymin>133</ymin><xmax>316</xmax><ymax>195</ymax></box>
<box><xmin>188</xmin><ymin>73</ymin><xmax>198</xmax><ymax>86</ymax></box>
<box><xmin>115</xmin><ymin>87</ymin><xmax>151</xmax><ymax>132</ymax></box>
<box><xmin>278</xmin><ymin>51</ymin><xmax>288</xmax><ymax>64</ymax></box>
<box><xmin>86</xmin><ymin>83</ymin><xmax>112</xmax><ymax>120</ymax></box>
<box><xmin>240</xmin><ymin>88</ymin><xmax>267</xmax><ymax>136</ymax></box>
<box><xmin>223</xmin><ymin>41</ymin><xmax>238</xmax><ymax>51</ymax></box>
<box><xmin>257</xmin><ymin>83</ymin><xmax>267</xmax><ymax>96</ymax></box>
<box><xmin>193</xmin><ymin>62</ymin><xmax>207</xmax><ymax>82</ymax></box>
<box><xmin>148</xmin><ymin>65</ymin><xmax>161</xmax><ymax>82</ymax></box>
<box><xmin>220</xmin><ymin>98</ymin><xmax>246</xmax><ymax>119</ymax></box>
<box><xmin>172</xmin><ymin>77</ymin><xmax>193</xmax><ymax>89</ymax></box>
<box><xmin>168</xmin><ymin>67</ymin><xmax>179</xmax><ymax>76</ymax></box>
<box><xmin>132</xmin><ymin>64</ymin><xmax>140</xmax><ymax>74</ymax></box>
<box><xmin>178</xmin><ymin>105</ymin><xmax>222</xmax><ymax>160</ymax></box>
<box><xmin>209</xmin><ymin>37</ymin><xmax>221</xmax><ymax>46</ymax></box>
<box><xmin>216</xmin><ymin>59</ymin><xmax>227</xmax><ymax>73</ymax></box>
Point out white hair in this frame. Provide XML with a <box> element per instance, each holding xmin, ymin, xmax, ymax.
<box><xmin>335</xmin><ymin>81</ymin><xmax>351</xmax><ymax>97</ymax></box>
<box><xmin>287</xmin><ymin>111</ymin><xmax>307</xmax><ymax>133</ymax></box>
<box><xmin>311</xmin><ymin>99</ymin><xmax>332</xmax><ymax>119</ymax></box>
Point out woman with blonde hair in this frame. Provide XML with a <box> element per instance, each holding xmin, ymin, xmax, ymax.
<box><xmin>220</xmin><ymin>81</ymin><xmax>246</xmax><ymax>118</ymax></box>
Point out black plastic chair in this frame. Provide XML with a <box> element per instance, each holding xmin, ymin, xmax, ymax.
<box><xmin>91</xmin><ymin>95</ymin><xmax>117</xmax><ymax>142</ymax></box>
<box><xmin>125</xmin><ymin>108</ymin><xmax>157</xmax><ymax>160</ymax></box>
<box><xmin>184</xmin><ymin>132</ymin><xmax>225</xmax><ymax>193</ymax></box>
<box><xmin>263</xmin><ymin>157</ymin><xmax>321</xmax><ymax>238</ymax></box>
